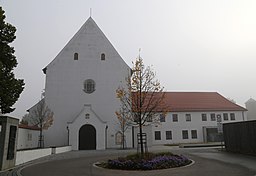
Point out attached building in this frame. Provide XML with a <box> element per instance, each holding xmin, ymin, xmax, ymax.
<box><xmin>149</xmin><ymin>92</ymin><xmax>247</xmax><ymax>145</ymax></box>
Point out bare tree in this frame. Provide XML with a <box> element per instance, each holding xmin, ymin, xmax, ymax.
<box><xmin>27</xmin><ymin>99</ymin><xmax>53</xmax><ymax>148</ymax></box>
<box><xmin>115</xmin><ymin>105</ymin><xmax>132</xmax><ymax>149</ymax></box>
<box><xmin>116</xmin><ymin>56</ymin><xmax>166</xmax><ymax>157</ymax></box>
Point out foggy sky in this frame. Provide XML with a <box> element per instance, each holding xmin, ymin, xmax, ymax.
<box><xmin>2</xmin><ymin>0</ymin><xmax>256</xmax><ymax>118</ymax></box>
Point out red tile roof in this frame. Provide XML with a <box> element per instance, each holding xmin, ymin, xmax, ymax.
<box><xmin>160</xmin><ymin>92</ymin><xmax>246</xmax><ymax>112</ymax></box>
<box><xmin>19</xmin><ymin>124</ymin><xmax>40</xmax><ymax>130</ymax></box>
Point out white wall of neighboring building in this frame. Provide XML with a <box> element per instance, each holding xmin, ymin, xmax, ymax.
<box><xmin>17</xmin><ymin>127</ymin><xmax>39</xmax><ymax>150</ymax></box>
<box><xmin>245</xmin><ymin>98</ymin><xmax>256</xmax><ymax>121</ymax></box>
<box><xmin>150</xmin><ymin>111</ymin><xmax>245</xmax><ymax>145</ymax></box>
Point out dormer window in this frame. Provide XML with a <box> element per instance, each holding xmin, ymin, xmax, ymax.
<box><xmin>74</xmin><ymin>53</ymin><xmax>78</xmax><ymax>60</ymax></box>
<box><xmin>101</xmin><ymin>53</ymin><xmax>105</xmax><ymax>60</ymax></box>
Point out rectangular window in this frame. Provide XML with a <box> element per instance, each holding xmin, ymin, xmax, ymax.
<box><xmin>182</xmin><ymin>130</ymin><xmax>189</xmax><ymax>139</ymax></box>
<box><xmin>166</xmin><ymin>131</ymin><xmax>172</xmax><ymax>140</ymax></box>
<box><xmin>223</xmin><ymin>113</ymin><xmax>228</xmax><ymax>121</ymax></box>
<box><xmin>27</xmin><ymin>133</ymin><xmax>32</xmax><ymax>141</ymax></box>
<box><xmin>230</xmin><ymin>113</ymin><xmax>235</xmax><ymax>120</ymax></box>
<box><xmin>185</xmin><ymin>114</ymin><xmax>191</xmax><ymax>122</ymax></box>
<box><xmin>146</xmin><ymin>115</ymin><xmax>152</xmax><ymax>122</ymax></box>
<box><xmin>191</xmin><ymin>130</ymin><xmax>197</xmax><ymax>139</ymax></box>
<box><xmin>172</xmin><ymin>114</ymin><xmax>178</xmax><ymax>122</ymax></box>
<box><xmin>160</xmin><ymin>114</ymin><xmax>165</xmax><ymax>122</ymax></box>
<box><xmin>202</xmin><ymin>114</ymin><xmax>207</xmax><ymax>121</ymax></box>
<box><xmin>210</xmin><ymin>113</ymin><xmax>216</xmax><ymax>121</ymax></box>
<box><xmin>155</xmin><ymin>131</ymin><xmax>161</xmax><ymax>140</ymax></box>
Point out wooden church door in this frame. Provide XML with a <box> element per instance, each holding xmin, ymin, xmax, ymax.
<box><xmin>79</xmin><ymin>124</ymin><xmax>96</xmax><ymax>150</ymax></box>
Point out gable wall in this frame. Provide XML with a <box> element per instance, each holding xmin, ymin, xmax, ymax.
<box><xmin>42</xmin><ymin>18</ymin><xmax>131</xmax><ymax>148</ymax></box>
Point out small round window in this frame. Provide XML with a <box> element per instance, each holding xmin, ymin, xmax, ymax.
<box><xmin>83</xmin><ymin>79</ymin><xmax>95</xmax><ymax>94</ymax></box>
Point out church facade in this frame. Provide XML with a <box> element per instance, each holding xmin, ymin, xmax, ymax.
<box><xmin>28</xmin><ymin>17</ymin><xmax>247</xmax><ymax>150</ymax></box>
<box><xmin>39</xmin><ymin>17</ymin><xmax>132</xmax><ymax>150</ymax></box>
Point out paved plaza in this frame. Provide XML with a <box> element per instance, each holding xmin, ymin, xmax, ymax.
<box><xmin>1</xmin><ymin>146</ymin><xmax>256</xmax><ymax>176</ymax></box>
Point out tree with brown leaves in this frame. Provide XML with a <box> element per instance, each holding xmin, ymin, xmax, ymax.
<box><xmin>116</xmin><ymin>56</ymin><xmax>166</xmax><ymax>157</ymax></box>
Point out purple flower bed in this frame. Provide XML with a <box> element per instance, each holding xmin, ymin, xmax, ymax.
<box><xmin>100</xmin><ymin>152</ymin><xmax>191</xmax><ymax>170</ymax></box>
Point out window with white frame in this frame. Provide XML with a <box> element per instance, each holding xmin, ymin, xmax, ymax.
<box><xmin>172</xmin><ymin>114</ymin><xmax>178</xmax><ymax>122</ymax></box>
<box><xmin>230</xmin><ymin>113</ymin><xmax>235</xmax><ymax>120</ymax></box>
<box><xmin>182</xmin><ymin>130</ymin><xmax>189</xmax><ymax>139</ymax></box>
<box><xmin>155</xmin><ymin>131</ymin><xmax>161</xmax><ymax>140</ymax></box>
<box><xmin>27</xmin><ymin>133</ymin><xmax>32</xmax><ymax>141</ymax></box>
<box><xmin>159</xmin><ymin>113</ymin><xmax>165</xmax><ymax>122</ymax></box>
<box><xmin>185</xmin><ymin>114</ymin><xmax>191</xmax><ymax>122</ymax></box>
<box><xmin>202</xmin><ymin>114</ymin><xmax>207</xmax><ymax>121</ymax></box>
<box><xmin>166</xmin><ymin>131</ymin><xmax>172</xmax><ymax>140</ymax></box>
<box><xmin>191</xmin><ymin>130</ymin><xmax>197</xmax><ymax>139</ymax></box>
<box><xmin>210</xmin><ymin>113</ymin><xmax>216</xmax><ymax>121</ymax></box>
<box><xmin>146</xmin><ymin>115</ymin><xmax>152</xmax><ymax>122</ymax></box>
<box><xmin>223</xmin><ymin>113</ymin><xmax>228</xmax><ymax>121</ymax></box>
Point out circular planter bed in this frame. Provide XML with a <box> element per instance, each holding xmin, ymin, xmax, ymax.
<box><xmin>97</xmin><ymin>152</ymin><xmax>192</xmax><ymax>170</ymax></box>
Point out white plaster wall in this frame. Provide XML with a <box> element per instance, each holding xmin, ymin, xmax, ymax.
<box><xmin>15</xmin><ymin>146</ymin><xmax>71</xmax><ymax>165</ymax></box>
<box><xmin>55</xmin><ymin>146</ymin><xmax>72</xmax><ymax>154</ymax></box>
<box><xmin>245</xmin><ymin>100</ymin><xmax>256</xmax><ymax>121</ymax></box>
<box><xmin>15</xmin><ymin>148</ymin><xmax>52</xmax><ymax>165</ymax></box>
<box><xmin>17</xmin><ymin>128</ymin><xmax>39</xmax><ymax>150</ymax></box>
<box><xmin>68</xmin><ymin>105</ymin><xmax>106</xmax><ymax>150</ymax></box>
<box><xmin>43</xmin><ymin>18</ymin><xmax>130</xmax><ymax>149</ymax></box>
<box><xmin>151</xmin><ymin>111</ymin><xmax>245</xmax><ymax>145</ymax></box>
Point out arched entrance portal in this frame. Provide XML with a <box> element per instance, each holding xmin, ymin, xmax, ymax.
<box><xmin>79</xmin><ymin>124</ymin><xmax>96</xmax><ymax>150</ymax></box>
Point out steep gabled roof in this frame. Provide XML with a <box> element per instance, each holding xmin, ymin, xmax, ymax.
<box><xmin>43</xmin><ymin>17</ymin><xmax>129</xmax><ymax>74</ymax></box>
<box><xmin>245</xmin><ymin>98</ymin><xmax>256</xmax><ymax>104</ymax></box>
<box><xmin>161</xmin><ymin>92</ymin><xmax>247</xmax><ymax>112</ymax></box>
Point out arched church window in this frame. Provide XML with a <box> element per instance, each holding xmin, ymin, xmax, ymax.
<box><xmin>101</xmin><ymin>53</ymin><xmax>105</xmax><ymax>60</ymax></box>
<box><xmin>83</xmin><ymin>79</ymin><xmax>95</xmax><ymax>94</ymax></box>
<box><xmin>74</xmin><ymin>53</ymin><xmax>78</xmax><ymax>60</ymax></box>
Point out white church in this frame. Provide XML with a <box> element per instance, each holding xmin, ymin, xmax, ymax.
<box><xmin>26</xmin><ymin>17</ymin><xmax>247</xmax><ymax>150</ymax></box>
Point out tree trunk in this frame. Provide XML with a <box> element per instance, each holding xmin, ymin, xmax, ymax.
<box><xmin>39</xmin><ymin>129</ymin><xmax>43</xmax><ymax>148</ymax></box>
<box><xmin>139</xmin><ymin>118</ymin><xmax>144</xmax><ymax>157</ymax></box>
<box><xmin>122</xmin><ymin>133</ymin><xmax>125</xmax><ymax>149</ymax></box>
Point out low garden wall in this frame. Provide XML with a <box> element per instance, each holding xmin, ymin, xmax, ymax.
<box><xmin>15</xmin><ymin>146</ymin><xmax>72</xmax><ymax>165</ymax></box>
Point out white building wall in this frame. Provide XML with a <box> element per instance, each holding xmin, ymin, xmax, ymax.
<box><xmin>151</xmin><ymin>111</ymin><xmax>245</xmax><ymax>145</ymax></box>
<box><xmin>245</xmin><ymin>98</ymin><xmax>256</xmax><ymax>121</ymax></box>
<box><xmin>17</xmin><ymin>128</ymin><xmax>39</xmax><ymax>150</ymax></box>
<box><xmin>42</xmin><ymin>18</ymin><xmax>131</xmax><ymax>149</ymax></box>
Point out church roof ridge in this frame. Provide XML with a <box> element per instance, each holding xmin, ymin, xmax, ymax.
<box><xmin>42</xmin><ymin>16</ymin><xmax>130</xmax><ymax>74</ymax></box>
